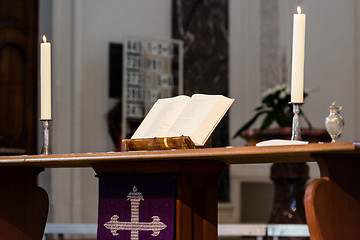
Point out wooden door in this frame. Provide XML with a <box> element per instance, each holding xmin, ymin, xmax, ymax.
<box><xmin>0</xmin><ymin>0</ymin><xmax>39</xmax><ymax>155</ymax></box>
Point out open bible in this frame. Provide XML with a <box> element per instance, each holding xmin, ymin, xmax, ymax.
<box><xmin>131</xmin><ymin>94</ymin><xmax>234</xmax><ymax>146</ymax></box>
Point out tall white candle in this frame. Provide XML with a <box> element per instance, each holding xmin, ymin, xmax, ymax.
<box><xmin>41</xmin><ymin>35</ymin><xmax>51</xmax><ymax>120</ymax></box>
<box><xmin>291</xmin><ymin>6</ymin><xmax>306</xmax><ymax>103</ymax></box>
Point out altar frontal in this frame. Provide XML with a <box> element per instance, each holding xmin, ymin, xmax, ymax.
<box><xmin>97</xmin><ymin>174</ymin><xmax>176</xmax><ymax>240</ymax></box>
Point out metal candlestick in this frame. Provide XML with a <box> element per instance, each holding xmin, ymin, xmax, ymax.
<box><xmin>41</xmin><ymin>120</ymin><xmax>51</xmax><ymax>155</ymax></box>
<box><xmin>290</xmin><ymin>103</ymin><xmax>302</xmax><ymax>141</ymax></box>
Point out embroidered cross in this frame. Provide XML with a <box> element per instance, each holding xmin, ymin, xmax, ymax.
<box><xmin>104</xmin><ymin>186</ymin><xmax>167</xmax><ymax>240</ymax></box>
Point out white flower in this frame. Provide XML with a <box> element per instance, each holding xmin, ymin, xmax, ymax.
<box><xmin>273</xmin><ymin>85</ymin><xmax>281</xmax><ymax>92</ymax></box>
<box><xmin>279</xmin><ymin>91</ymin><xmax>286</xmax><ymax>99</ymax></box>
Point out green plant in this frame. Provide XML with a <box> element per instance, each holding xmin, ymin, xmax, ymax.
<box><xmin>233</xmin><ymin>84</ymin><xmax>312</xmax><ymax>138</ymax></box>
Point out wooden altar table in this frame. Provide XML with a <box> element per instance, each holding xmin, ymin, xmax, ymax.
<box><xmin>0</xmin><ymin>142</ymin><xmax>359</xmax><ymax>240</ymax></box>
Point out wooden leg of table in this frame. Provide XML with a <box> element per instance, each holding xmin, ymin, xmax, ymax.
<box><xmin>176</xmin><ymin>172</ymin><xmax>219</xmax><ymax>240</ymax></box>
<box><xmin>305</xmin><ymin>154</ymin><xmax>360</xmax><ymax>240</ymax></box>
<box><xmin>0</xmin><ymin>167</ymin><xmax>49</xmax><ymax>240</ymax></box>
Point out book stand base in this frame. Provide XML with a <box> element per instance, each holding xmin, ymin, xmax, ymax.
<box><xmin>122</xmin><ymin>136</ymin><xmax>212</xmax><ymax>151</ymax></box>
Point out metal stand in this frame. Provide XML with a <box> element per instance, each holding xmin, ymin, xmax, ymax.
<box><xmin>291</xmin><ymin>103</ymin><xmax>302</xmax><ymax>141</ymax></box>
<box><xmin>41</xmin><ymin>120</ymin><xmax>51</xmax><ymax>155</ymax></box>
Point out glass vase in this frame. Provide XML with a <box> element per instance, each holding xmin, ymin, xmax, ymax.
<box><xmin>325</xmin><ymin>102</ymin><xmax>344</xmax><ymax>142</ymax></box>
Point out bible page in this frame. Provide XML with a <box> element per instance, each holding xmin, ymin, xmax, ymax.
<box><xmin>165</xmin><ymin>94</ymin><xmax>234</xmax><ymax>145</ymax></box>
<box><xmin>131</xmin><ymin>95</ymin><xmax>190</xmax><ymax>139</ymax></box>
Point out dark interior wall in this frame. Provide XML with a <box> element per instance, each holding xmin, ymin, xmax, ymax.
<box><xmin>172</xmin><ymin>0</ymin><xmax>228</xmax><ymax>97</ymax></box>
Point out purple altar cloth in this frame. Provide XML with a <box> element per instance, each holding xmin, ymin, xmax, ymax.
<box><xmin>97</xmin><ymin>174</ymin><xmax>176</xmax><ymax>240</ymax></box>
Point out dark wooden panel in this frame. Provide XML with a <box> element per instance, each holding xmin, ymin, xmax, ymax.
<box><xmin>176</xmin><ymin>171</ymin><xmax>219</xmax><ymax>240</ymax></box>
<box><xmin>0</xmin><ymin>0</ymin><xmax>38</xmax><ymax>155</ymax></box>
<box><xmin>0</xmin><ymin>44</ymin><xmax>26</xmax><ymax>145</ymax></box>
<box><xmin>0</xmin><ymin>0</ymin><xmax>29</xmax><ymax>32</ymax></box>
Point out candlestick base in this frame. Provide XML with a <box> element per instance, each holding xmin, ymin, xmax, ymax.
<box><xmin>290</xmin><ymin>103</ymin><xmax>303</xmax><ymax>141</ymax></box>
<box><xmin>41</xmin><ymin>120</ymin><xmax>51</xmax><ymax>155</ymax></box>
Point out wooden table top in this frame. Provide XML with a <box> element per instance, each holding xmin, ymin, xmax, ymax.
<box><xmin>0</xmin><ymin>142</ymin><xmax>358</xmax><ymax>168</ymax></box>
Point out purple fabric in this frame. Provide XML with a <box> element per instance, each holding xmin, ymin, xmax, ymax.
<box><xmin>97</xmin><ymin>174</ymin><xmax>176</xmax><ymax>240</ymax></box>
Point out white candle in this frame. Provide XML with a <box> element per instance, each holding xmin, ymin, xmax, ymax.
<box><xmin>41</xmin><ymin>35</ymin><xmax>51</xmax><ymax>120</ymax></box>
<box><xmin>291</xmin><ymin>6</ymin><xmax>306</xmax><ymax>103</ymax></box>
